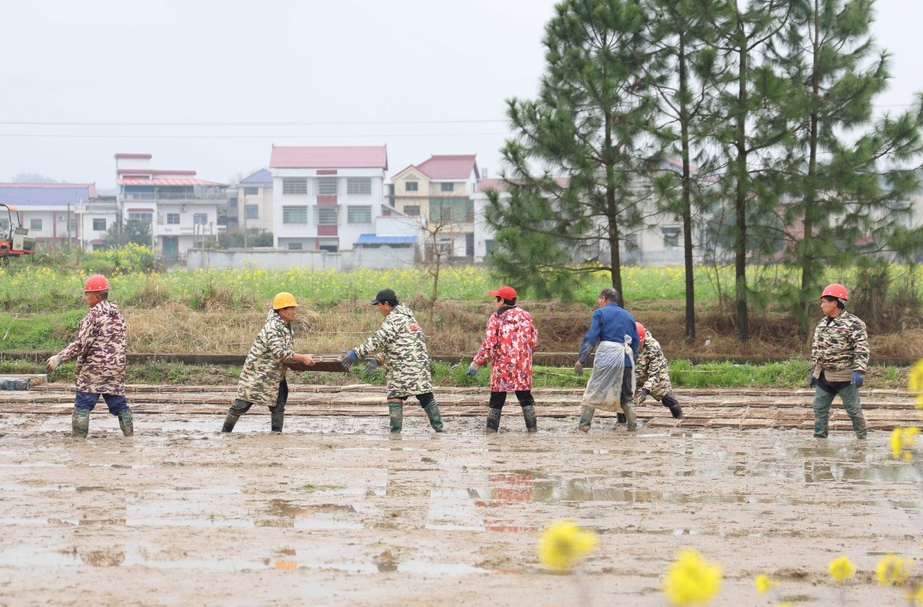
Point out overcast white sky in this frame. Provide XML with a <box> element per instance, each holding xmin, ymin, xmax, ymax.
<box><xmin>1</xmin><ymin>0</ymin><xmax>920</xmax><ymax>190</ymax></box>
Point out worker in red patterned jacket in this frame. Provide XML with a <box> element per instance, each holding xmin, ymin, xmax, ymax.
<box><xmin>467</xmin><ymin>285</ymin><xmax>539</xmax><ymax>433</ymax></box>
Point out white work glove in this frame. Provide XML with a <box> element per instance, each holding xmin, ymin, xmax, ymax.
<box><xmin>46</xmin><ymin>354</ymin><xmax>62</xmax><ymax>372</ymax></box>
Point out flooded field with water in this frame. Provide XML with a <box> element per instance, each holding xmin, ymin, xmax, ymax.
<box><xmin>0</xmin><ymin>387</ymin><xmax>920</xmax><ymax>606</ymax></box>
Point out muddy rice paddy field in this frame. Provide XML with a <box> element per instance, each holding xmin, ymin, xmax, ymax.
<box><xmin>1</xmin><ymin>384</ymin><xmax>921</xmax><ymax>606</ymax></box>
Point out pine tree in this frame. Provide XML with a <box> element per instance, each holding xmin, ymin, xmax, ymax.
<box><xmin>485</xmin><ymin>0</ymin><xmax>661</xmax><ymax>302</ymax></box>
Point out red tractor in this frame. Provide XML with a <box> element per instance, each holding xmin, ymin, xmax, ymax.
<box><xmin>0</xmin><ymin>203</ymin><xmax>36</xmax><ymax>258</ymax></box>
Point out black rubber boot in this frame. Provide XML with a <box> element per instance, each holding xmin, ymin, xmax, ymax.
<box><xmin>486</xmin><ymin>408</ymin><xmax>501</xmax><ymax>433</ymax></box>
<box><xmin>522</xmin><ymin>405</ymin><xmax>537</xmax><ymax>433</ymax></box>
<box><xmin>221</xmin><ymin>413</ymin><xmax>240</xmax><ymax>433</ymax></box>
<box><xmin>423</xmin><ymin>402</ymin><xmax>444</xmax><ymax>432</ymax></box>
<box><xmin>578</xmin><ymin>406</ymin><xmax>594</xmax><ymax>433</ymax></box>
<box><xmin>117</xmin><ymin>409</ymin><xmax>134</xmax><ymax>436</ymax></box>
<box><xmin>270</xmin><ymin>410</ymin><xmax>284</xmax><ymax>433</ymax></box>
<box><xmin>72</xmin><ymin>409</ymin><xmax>89</xmax><ymax>439</ymax></box>
<box><xmin>388</xmin><ymin>402</ymin><xmax>403</xmax><ymax>433</ymax></box>
<box><xmin>663</xmin><ymin>392</ymin><xmax>683</xmax><ymax>419</ymax></box>
<box><xmin>616</xmin><ymin>413</ymin><xmax>627</xmax><ymax>424</ymax></box>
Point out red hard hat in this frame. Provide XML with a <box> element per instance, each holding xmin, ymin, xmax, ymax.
<box><xmin>820</xmin><ymin>283</ymin><xmax>848</xmax><ymax>301</ymax></box>
<box><xmin>636</xmin><ymin>321</ymin><xmax>646</xmax><ymax>347</ymax></box>
<box><xmin>84</xmin><ymin>275</ymin><xmax>110</xmax><ymax>293</ymax></box>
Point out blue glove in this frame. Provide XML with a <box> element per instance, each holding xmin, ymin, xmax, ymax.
<box><xmin>637</xmin><ymin>389</ymin><xmax>649</xmax><ymax>404</ymax></box>
<box><xmin>808</xmin><ymin>372</ymin><xmax>816</xmax><ymax>388</ymax></box>
<box><xmin>851</xmin><ymin>371</ymin><xmax>864</xmax><ymax>387</ymax></box>
<box><xmin>341</xmin><ymin>350</ymin><xmax>358</xmax><ymax>369</ymax></box>
<box><xmin>466</xmin><ymin>362</ymin><xmax>480</xmax><ymax>376</ymax></box>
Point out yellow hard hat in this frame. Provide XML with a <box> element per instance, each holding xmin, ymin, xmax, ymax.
<box><xmin>272</xmin><ymin>292</ymin><xmax>298</xmax><ymax>310</ymax></box>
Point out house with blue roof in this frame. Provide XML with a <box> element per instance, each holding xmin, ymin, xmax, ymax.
<box><xmin>231</xmin><ymin>169</ymin><xmax>274</xmax><ymax>236</ymax></box>
<box><xmin>0</xmin><ymin>182</ymin><xmax>114</xmax><ymax>250</ymax></box>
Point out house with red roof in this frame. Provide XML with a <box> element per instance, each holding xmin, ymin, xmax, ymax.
<box><xmin>0</xmin><ymin>182</ymin><xmax>111</xmax><ymax>250</ymax></box>
<box><xmin>268</xmin><ymin>145</ymin><xmax>389</xmax><ymax>252</ymax></box>
<box><xmin>115</xmin><ymin>153</ymin><xmax>228</xmax><ymax>261</ymax></box>
<box><xmin>390</xmin><ymin>154</ymin><xmax>480</xmax><ymax>259</ymax></box>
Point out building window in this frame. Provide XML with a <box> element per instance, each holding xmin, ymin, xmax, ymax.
<box><xmin>243</xmin><ymin>187</ymin><xmax>259</xmax><ymax>196</ymax></box>
<box><xmin>30</xmin><ymin>218</ymin><xmax>42</xmax><ymax>231</ymax></box>
<box><xmin>92</xmin><ymin>243</ymin><xmax>106</xmax><ymax>251</ymax></box>
<box><xmin>229</xmin><ymin>197</ymin><xmax>238</xmax><ymax>209</ymax></box>
<box><xmin>405</xmin><ymin>181</ymin><xmax>418</xmax><ymax>192</ymax></box>
<box><xmin>282</xmin><ymin>206</ymin><xmax>308</xmax><ymax>224</ymax></box>
<box><xmin>282</xmin><ymin>178</ymin><xmax>307</xmax><ymax>195</ymax></box>
<box><xmin>194</xmin><ymin>213</ymin><xmax>208</xmax><ymax>225</ymax></box>
<box><xmin>92</xmin><ymin>218</ymin><xmax>106</xmax><ymax>231</ymax></box>
<box><xmin>347</xmin><ymin>178</ymin><xmax>371</xmax><ymax>195</ymax></box>
<box><xmin>245</xmin><ymin>205</ymin><xmax>259</xmax><ymax>220</ymax></box>
<box><xmin>318</xmin><ymin>177</ymin><xmax>338</xmax><ymax>196</ymax></box>
<box><xmin>404</xmin><ymin>205</ymin><xmax>421</xmax><ymax>216</ymax></box>
<box><xmin>70</xmin><ymin>217</ymin><xmax>77</xmax><ymax>232</ymax></box>
<box><xmin>662</xmin><ymin>226</ymin><xmax>681</xmax><ymax>249</ymax></box>
<box><xmin>318</xmin><ymin>238</ymin><xmax>338</xmax><ymax>253</ymax></box>
<box><xmin>347</xmin><ymin>205</ymin><xmax>372</xmax><ymax>223</ymax></box>
<box><xmin>128</xmin><ymin>212</ymin><xmax>152</xmax><ymax>223</ymax></box>
<box><xmin>440</xmin><ymin>182</ymin><xmax>454</xmax><ymax>193</ymax></box>
<box><xmin>167</xmin><ymin>213</ymin><xmax>180</xmax><ymax>225</ymax></box>
<box><xmin>316</xmin><ymin>206</ymin><xmax>339</xmax><ymax>225</ymax></box>
<box><xmin>430</xmin><ymin>198</ymin><xmax>474</xmax><ymax>223</ymax></box>
<box><xmin>288</xmin><ymin>242</ymin><xmax>303</xmax><ymax>250</ymax></box>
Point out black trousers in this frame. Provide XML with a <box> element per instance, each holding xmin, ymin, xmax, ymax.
<box><xmin>488</xmin><ymin>390</ymin><xmax>535</xmax><ymax>410</ymax></box>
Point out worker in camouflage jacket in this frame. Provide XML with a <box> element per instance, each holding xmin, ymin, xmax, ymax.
<box><xmin>634</xmin><ymin>322</ymin><xmax>683</xmax><ymax>419</ymax></box>
<box><xmin>45</xmin><ymin>275</ymin><xmax>132</xmax><ymax>438</ymax></box>
<box><xmin>342</xmin><ymin>288</ymin><xmax>443</xmax><ymax>434</ymax></box>
<box><xmin>809</xmin><ymin>283</ymin><xmax>869</xmax><ymax>439</ymax></box>
<box><xmin>222</xmin><ymin>292</ymin><xmax>315</xmax><ymax>433</ymax></box>
<box><xmin>467</xmin><ymin>285</ymin><xmax>539</xmax><ymax>433</ymax></box>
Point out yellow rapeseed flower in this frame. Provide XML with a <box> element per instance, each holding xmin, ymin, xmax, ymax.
<box><xmin>828</xmin><ymin>555</ymin><xmax>856</xmax><ymax>583</ymax></box>
<box><xmin>891</xmin><ymin>427</ymin><xmax>920</xmax><ymax>461</ymax></box>
<box><xmin>664</xmin><ymin>549</ymin><xmax>722</xmax><ymax>606</ymax></box>
<box><xmin>754</xmin><ymin>574</ymin><xmax>777</xmax><ymax>594</ymax></box>
<box><xmin>536</xmin><ymin>520</ymin><xmax>598</xmax><ymax>572</ymax></box>
<box><xmin>910</xmin><ymin>359</ymin><xmax>923</xmax><ymax>410</ymax></box>
<box><xmin>875</xmin><ymin>554</ymin><xmax>910</xmax><ymax>587</ymax></box>
<box><xmin>908</xmin><ymin>585</ymin><xmax>923</xmax><ymax>606</ymax></box>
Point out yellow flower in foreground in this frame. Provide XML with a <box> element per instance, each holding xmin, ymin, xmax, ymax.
<box><xmin>909</xmin><ymin>585</ymin><xmax>923</xmax><ymax>606</ymax></box>
<box><xmin>910</xmin><ymin>359</ymin><xmax>923</xmax><ymax>409</ymax></box>
<box><xmin>537</xmin><ymin>520</ymin><xmax>597</xmax><ymax>571</ymax></box>
<box><xmin>875</xmin><ymin>554</ymin><xmax>910</xmax><ymax>587</ymax></box>
<box><xmin>664</xmin><ymin>549</ymin><xmax>722</xmax><ymax>606</ymax></box>
<box><xmin>891</xmin><ymin>427</ymin><xmax>920</xmax><ymax>461</ymax></box>
<box><xmin>829</xmin><ymin>555</ymin><xmax>856</xmax><ymax>583</ymax></box>
<box><xmin>754</xmin><ymin>574</ymin><xmax>778</xmax><ymax>594</ymax></box>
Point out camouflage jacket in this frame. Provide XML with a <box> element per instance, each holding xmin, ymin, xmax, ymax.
<box><xmin>811</xmin><ymin>310</ymin><xmax>869</xmax><ymax>377</ymax></box>
<box><xmin>58</xmin><ymin>300</ymin><xmax>127</xmax><ymax>395</ymax></box>
<box><xmin>634</xmin><ymin>332</ymin><xmax>672</xmax><ymax>398</ymax></box>
<box><xmin>355</xmin><ymin>304</ymin><xmax>432</xmax><ymax>397</ymax></box>
<box><xmin>473</xmin><ymin>306</ymin><xmax>538</xmax><ymax>392</ymax></box>
<box><xmin>236</xmin><ymin>311</ymin><xmax>295</xmax><ymax>407</ymax></box>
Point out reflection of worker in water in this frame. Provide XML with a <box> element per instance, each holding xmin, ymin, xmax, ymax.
<box><xmin>467</xmin><ymin>285</ymin><xmax>539</xmax><ymax>433</ymax></box>
<box><xmin>46</xmin><ymin>274</ymin><xmax>133</xmax><ymax>438</ymax></box>
<box><xmin>574</xmin><ymin>287</ymin><xmax>640</xmax><ymax>432</ymax></box>
<box><xmin>341</xmin><ymin>288</ymin><xmax>444</xmax><ymax>434</ymax></box>
<box><xmin>633</xmin><ymin>322</ymin><xmax>683</xmax><ymax>420</ymax></box>
<box><xmin>222</xmin><ymin>292</ymin><xmax>314</xmax><ymax>433</ymax></box>
<box><xmin>809</xmin><ymin>284</ymin><xmax>868</xmax><ymax>439</ymax></box>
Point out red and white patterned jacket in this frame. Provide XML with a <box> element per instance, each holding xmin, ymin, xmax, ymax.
<box><xmin>473</xmin><ymin>306</ymin><xmax>538</xmax><ymax>392</ymax></box>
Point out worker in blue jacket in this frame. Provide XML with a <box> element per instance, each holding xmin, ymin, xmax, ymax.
<box><xmin>574</xmin><ymin>287</ymin><xmax>640</xmax><ymax>432</ymax></box>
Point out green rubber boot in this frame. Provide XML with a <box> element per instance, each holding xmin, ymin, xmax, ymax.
<box><xmin>72</xmin><ymin>409</ymin><xmax>89</xmax><ymax>439</ymax></box>
<box><xmin>388</xmin><ymin>402</ymin><xmax>403</xmax><ymax>434</ymax></box>
<box><xmin>623</xmin><ymin>401</ymin><xmax>638</xmax><ymax>432</ymax></box>
<box><xmin>522</xmin><ymin>405</ymin><xmax>537</xmax><ymax>433</ymax></box>
<box><xmin>578</xmin><ymin>406</ymin><xmax>595</xmax><ymax>433</ymax></box>
<box><xmin>423</xmin><ymin>402</ymin><xmax>444</xmax><ymax>433</ymax></box>
<box><xmin>117</xmin><ymin>409</ymin><xmax>134</xmax><ymax>437</ymax></box>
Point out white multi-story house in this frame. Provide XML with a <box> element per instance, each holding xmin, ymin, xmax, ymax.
<box><xmin>115</xmin><ymin>153</ymin><xmax>227</xmax><ymax>261</ymax></box>
<box><xmin>390</xmin><ymin>154</ymin><xmax>480</xmax><ymax>259</ymax></box>
<box><xmin>234</xmin><ymin>169</ymin><xmax>274</xmax><ymax>235</ymax></box>
<box><xmin>0</xmin><ymin>182</ymin><xmax>112</xmax><ymax>251</ymax></box>
<box><xmin>269</xmin><ymin>145</ymin><xmax>388</xmax><ymax>252</ymax></box>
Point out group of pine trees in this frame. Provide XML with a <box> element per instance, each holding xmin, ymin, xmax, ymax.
<box><xmin>485</xmin><ymin>0</ymin><xmax>923</xmax><ymax>341</ymax></box>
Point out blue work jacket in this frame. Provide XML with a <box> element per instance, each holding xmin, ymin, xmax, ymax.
<box><xmin>578</xmin><ymin>302</ymin><xmax>639</xmax><ymax>367</ymax></box>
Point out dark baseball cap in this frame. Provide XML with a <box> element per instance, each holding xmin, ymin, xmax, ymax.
<box><xmin>369</xmin><ymin>288</ymin><xmax>397</xmax><ymax>305</ymax></box>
